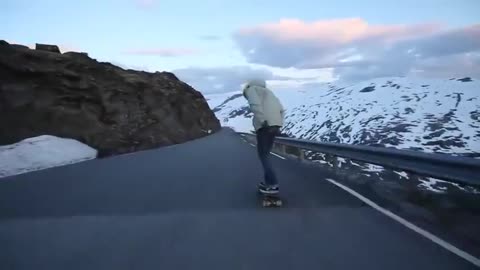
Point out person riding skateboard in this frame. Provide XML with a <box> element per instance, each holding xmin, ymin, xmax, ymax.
<box><xmin>243</xmin><ymin>79</ymin><xmax>285</xmax><ymax>194</ymax></box>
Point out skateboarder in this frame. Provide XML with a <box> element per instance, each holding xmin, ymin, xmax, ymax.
<box><xmin>243</xmin><ymin>79</ymin><xmax>285</xmax><ymax>194</ymax></box>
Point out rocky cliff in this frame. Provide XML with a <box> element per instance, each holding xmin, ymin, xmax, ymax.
<box><xmin>0</xmin><ymin>41</ymin><xmax>220</xmax><ymax>157</ymax></box>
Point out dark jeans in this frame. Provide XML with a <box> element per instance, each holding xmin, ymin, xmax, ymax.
<box><xmin>256</xmin><ymin>126</ymin><xmax>280</xmax><ymax>186</ymax></box>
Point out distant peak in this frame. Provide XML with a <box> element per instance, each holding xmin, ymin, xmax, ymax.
<box><xmin>457</xmin><ymin>77</ymin><xmax>473</xmax><ymax>82</ymax></box>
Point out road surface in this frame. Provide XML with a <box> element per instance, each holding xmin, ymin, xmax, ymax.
<box><xmin>0</xmin><ymin>129</ymin><xmax>477</xmax><ymax>269</ymax></box>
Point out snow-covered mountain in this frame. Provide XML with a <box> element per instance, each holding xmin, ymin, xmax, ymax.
<box><xmin>207</xmin><ymin>77</ymin><xmax>480</xmax><ymax>158</ymax></box>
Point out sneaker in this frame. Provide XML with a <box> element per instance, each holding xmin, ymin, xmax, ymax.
<box><xmin>258</xmin><ymin>182</ymin><xmax>267</xmax><ymax>190</ymax></box>
<box><xmin>258</xmin><ymin>182</ymin><xmax>279</xmax><ymax>194</ymax></box>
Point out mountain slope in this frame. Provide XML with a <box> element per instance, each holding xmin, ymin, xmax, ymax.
<box><xmin>207</xmin><ymin>77</ymin><xmax>480</xmax><ymax>157</ymax></box>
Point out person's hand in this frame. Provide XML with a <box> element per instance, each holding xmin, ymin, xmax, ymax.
<box><xmin>270</xmin><ymin>126</ymin><xmax>281</xmax><ymax>136</ymax></box>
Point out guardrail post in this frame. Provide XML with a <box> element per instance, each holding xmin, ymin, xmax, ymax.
<box><xmin>299</xmin><ymin>149</ymin><xmax>305</xmax><ymax>160</ymax></box>
<box><xmin>329</xmin><ymin>154</ymin><xmax>337</xmax><ymax>171</ymax></box>
<box><xmin>279</xmin><ymin>143</ymin><xmax>286</xmax><ymax>155</ymax></box>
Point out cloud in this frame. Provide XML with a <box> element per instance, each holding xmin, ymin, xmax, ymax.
<box><xmin>234</xmin><ymin>18</ymin><xmax>480</xmax><ymax>81</ymax></box>
<box><xmin>235</xmin><ymin>18</ymin><xmax>441</xmax><ymax>68</ymax></box>
<box><xmin>173</xmin><ymin>65</ymin><xmax>296</xmax><ymax>94</ymax></box>
<box><xmin>414</xmin><ymin>52</ymin><xmax>480</xmax><ymax>78</ymax></box>
<box><xmin>124</xmin><ymin>48</ymin><xmax>199</xmax><ymax>57</ymax></box>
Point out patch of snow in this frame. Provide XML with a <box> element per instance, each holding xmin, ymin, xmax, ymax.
<box><xmin>364</xmin><ymin>164</ymin><xmax>385</xmax><ymax>173</ymax></box>
<box><xmin>0</xmin><ymin>135</ymin><xmax>97</xmax><ymax>178</ymax></box>
<box><xmin>312</xmin><ymin>160</ymin><xmax>328</xmax><ymax>164</ymax></box>
<box><xmin>317</xmin><ymin>153</ymin><xmax>327</xmax><ymax>159</ymax></box>
<box><xmin>351</xmin><ymin>161</ymin><xmax>363</xmax><ymax>167</ymax></box>
<box><xmin>394</xmin><ymin>171</ymin><xmax>410</xmax><ymax>179</ymax></box>
<box><xmin>417</xmin><ymin>177</ymin><xmax>480</xmax><ymax>194</ymax></box>
<box><xmin>418</xmin><ymin>177</ymin><xmax>449</xmax><ymax>193</ymax></box>
<box><xmin>336</xmin><ymin>157</ymin><xmax>347</xmax><ymax>168</ymax></box>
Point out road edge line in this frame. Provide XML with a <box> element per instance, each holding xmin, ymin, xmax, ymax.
<box><xmin>243</xmin><ymin>140</ymin><xmax>285</xmax><ymax>160</ymax></box>
<box><xmin>270</xmin><ymin>152</ymin><xmax>286</xmax><ymax>160</ymax></box>
<box><xmin>325</xmin><ymin>178</ymin><xmax>480</xmax><ymax>267</ymax></box>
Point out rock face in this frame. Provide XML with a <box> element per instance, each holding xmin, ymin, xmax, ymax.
<box><xmin>35</xmin><ymin>43</ymin><xmax>61</xmax><ymax>53</ymax></box>
<box><xmin>0</xmin><ymin>40</ymin><xmax>220</xmax><ymax>157</ymax></box>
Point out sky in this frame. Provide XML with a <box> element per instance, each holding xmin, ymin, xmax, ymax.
<box><xmin>2</xmin><ymin>0</ymin><xmax>480</xmax><ymax>93</ymax></box>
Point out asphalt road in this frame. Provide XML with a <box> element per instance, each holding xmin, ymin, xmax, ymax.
<box><xmin>0</xmin><ymin>128</ymin><xmax>477</xmax><ymax>269</ymax></box>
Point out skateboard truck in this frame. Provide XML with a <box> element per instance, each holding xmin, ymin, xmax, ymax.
<box><xmin>260</xmin><ymin>194</ymin><xmax>283</xmax><ymax>207</ymax></box>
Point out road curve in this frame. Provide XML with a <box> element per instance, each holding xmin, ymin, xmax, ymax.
<box><xmin>0</xmin><ymin>128</ymin><xmax>476</xmax><ymax>269</ymax></box>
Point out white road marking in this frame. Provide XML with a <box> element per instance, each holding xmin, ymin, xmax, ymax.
<box><xmin>325</xmin><ymin>178</ymin><xmax>480</xmax><ymax>267</ymax></box>
<box><xmin>270</xmin><ymin>152</ymin><xmax>286</xmax><ymax>160</ymax></box>
<box><xmin>245</xmin><ymin>142</ymin><xmax>286</xmax><ymax>159</ymax></box>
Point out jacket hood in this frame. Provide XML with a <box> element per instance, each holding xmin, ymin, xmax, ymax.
<box><xmin>245</xmin><ymin>79</ymin><xmax>266</xmax><ymax>89</ymax></box>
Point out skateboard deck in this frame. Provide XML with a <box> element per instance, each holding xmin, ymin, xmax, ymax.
<box><xmin>258</xmin><ymin>192</ymin><xmax>283</xmax><ymax>207</ymax></box>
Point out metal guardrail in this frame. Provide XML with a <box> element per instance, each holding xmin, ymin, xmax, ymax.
<box><xmin>239</xmin><ymin>132</ymin><xmax>480</xmax><ymax>186</ymax></box>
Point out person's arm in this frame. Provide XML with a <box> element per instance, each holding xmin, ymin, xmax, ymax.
<box><xmin>244</xmin><ymin>86</ymin><xmax>267</xmax><ymax>125</ymax></box>
<box><xmin>280</xmin><ymin>102</ymin><xmax>286</xmax><ymax>121</ymax></box>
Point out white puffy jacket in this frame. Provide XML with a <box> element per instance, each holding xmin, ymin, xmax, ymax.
<box><xmin>243</xmin><ymin>79</ymin><xmax>285</xmax><ymax>131</ymax></box>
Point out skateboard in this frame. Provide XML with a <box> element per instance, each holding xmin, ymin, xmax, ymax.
<box><xmin>258</xmin><ymin>192</ymin><xmax>283</xmax><ymax>207</ymax></box>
